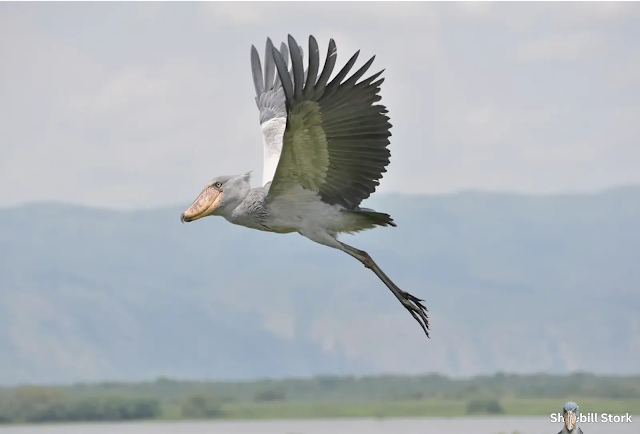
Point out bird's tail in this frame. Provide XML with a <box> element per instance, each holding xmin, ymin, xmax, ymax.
<box><xmin>344</xmin><ymin>208</ymin><xmax>397</xmax><ymax>228</ymax></box>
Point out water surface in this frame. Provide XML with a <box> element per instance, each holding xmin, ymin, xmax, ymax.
<box><xmin>0</xmin><ymin>417</ymin><xmax>635</xmax><ymax>434</ymax></box>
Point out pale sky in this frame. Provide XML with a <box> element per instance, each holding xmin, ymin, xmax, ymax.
<box><xmin>1</xmin><ymin>2</ymin><xmax>639</xmax><ymax>209</ymax></box>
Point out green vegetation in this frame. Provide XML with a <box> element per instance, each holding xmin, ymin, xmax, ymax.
<box><xmin>0</xmin><ymin>386</ymin><xmax>160</xmax><ymax>423</ymax></box>
<box><xmin>467</xmin><ymin>397</ymin><xmax>504</xmax><ymax>414</ymax></box>
<box><xmin>1</xmin><ymin>373</ymin><xmax>640</xmax><ymax>424</ymax></box>
<box><xmin>254</xmin><ymin>388</ymin><xmax>286</xmax><ymax>402</ymax></box>
<box><xmin>180</xmin><ymin>394</ymin><xmax>223</xmax><ymax>419</ymax></box>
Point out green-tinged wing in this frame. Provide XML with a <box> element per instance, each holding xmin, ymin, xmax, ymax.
<box><xmin>266</xmin><ymin>35</ymin><xmax>392</xmax><ymax>210</ymax></box>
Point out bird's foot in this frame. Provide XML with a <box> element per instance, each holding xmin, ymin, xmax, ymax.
<box><xmin>400</xmin><ymin>291</ymin><xmax>430</xmax><ymax>338</ymax></box>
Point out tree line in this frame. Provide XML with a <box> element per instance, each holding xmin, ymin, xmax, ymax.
<box><xmin>0</xmin><ymin>386</ymin><xmax>160</xmax><ymax>423</ymax></box>
<box><xmin>1</xmin><ymin>372</ymin><xmax>638</xmax><ymax>423</ymax></box>
<box><xmin>69</xmin><ymin>372</ymin><xmax>640</xmax><ymax>402</ymax></box>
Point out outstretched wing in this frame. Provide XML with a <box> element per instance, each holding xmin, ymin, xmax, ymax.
<box><xmin>266</xmin><ymin>35</ymin><xmax>391</xmax><ymax>210</ymax></box>
<box><xmin>251</xmin><ymin>39</ymin><xmax>289</xmax><ymax>186</ymax></box>
<box><xmin>250</xmin><ymin>38</ymin><xmax>306</xmax><ymax>186</ymax></box>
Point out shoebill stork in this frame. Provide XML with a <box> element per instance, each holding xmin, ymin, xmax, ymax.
<box><xmin>558</xmin><ymin>402</ymin><xmax>583</xmax><ymax>434</ymax></box>
<box><xmin>180</xmin><ymin>35</ymin><xmax>429</xmax><ymax>337</ymax></box>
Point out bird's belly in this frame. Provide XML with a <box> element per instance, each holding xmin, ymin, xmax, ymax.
<box><xmin>261</xmin><ymin>214</ymin><xmax>304</xmax><ymax>233</ymax></box>
<box><xmin>234</xmin><ymin>218</ymin><xmax>296</xmax><ymax>234</ymax></box>
<box><xmin>265</xmin><ymin>193</ymin><xmax>345</xmax><ymax>235</ymax></box>
<box><xmin>266</xmin><ymin>226</ymin><xmax>298</xmax><ymax>234</ymax></box>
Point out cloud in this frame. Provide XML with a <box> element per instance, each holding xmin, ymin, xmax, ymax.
<box><xmin>1</xmin><ymin>2</ymin><xmax>639</xmax><ymax>208</ymax></box>
<box><xmin>516</xmin><ymin>32</ymin><xmax>607</xmax><ymax>63</ymax></box>
<box><xmin>451</xmin><ymin>2</ymin><xmax>640</xmax><ymax>32</ymax></box>
<box><xmin>203</xmin><ymin>2</ymin><xmax>440</xmax><ymax>27</ymax></box>
<box><xmin>73</xmin><ymin>68</ymin><xmax>173</xmax><ymax>112</ymax></box>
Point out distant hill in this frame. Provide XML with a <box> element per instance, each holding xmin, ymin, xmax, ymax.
<box><xmin>1</xmin><ymin>187</ymin><xmax>639</xmax><ymax>385</ymax></box>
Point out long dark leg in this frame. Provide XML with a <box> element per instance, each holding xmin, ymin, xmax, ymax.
<box><xmin>339</xmin><ymin>242</ymin><xmax>430</xmax><ymax>337</ymax></box>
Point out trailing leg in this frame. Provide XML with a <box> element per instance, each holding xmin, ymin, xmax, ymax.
<box><xmin>339</xmin><ymin>242</ymin><xmax>430</xmax><ymax>337</ymax></box>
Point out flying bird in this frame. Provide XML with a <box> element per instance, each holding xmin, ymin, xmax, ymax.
<box><xmin>180</xmin><ymin>35</ymin><xmax>429</xmax><ymax>337</ymax></box>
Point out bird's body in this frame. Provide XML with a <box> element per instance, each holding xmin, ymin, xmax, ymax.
<box><xmin>558</xmin><ymin>401</ymin><xmax>583</xmax><ymax>434</ymax></box>
<box><xmin>181</xmin><ymin>35</ymin><xmax>430</xmax><ymax>336</ymax></box>
<box><xmin>216</xmin><ymin>179</ymin><xmax>390</xmax><ymax>242</ymax></box>
<box><xmin>558</xmin><ymin>427</ymin><xmax>584</xmax><ymax>434</ymax></box>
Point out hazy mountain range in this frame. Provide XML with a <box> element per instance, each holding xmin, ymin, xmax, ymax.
<box><xmin>1</xmin><ymin>187</ymin><xmax>639</xmax><ymax>385</ymax></box>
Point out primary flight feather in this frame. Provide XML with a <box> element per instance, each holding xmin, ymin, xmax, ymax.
<box><xmin>181</xmin><ymin>35</ymin><xmax>430</xmax><ymax>337</ymax></box>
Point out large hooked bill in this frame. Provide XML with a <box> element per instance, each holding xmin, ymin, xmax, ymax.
<box><xmin>180</xmin><ymin>186</ymin><xmax>222</xmax><ymax>223</ymax></box>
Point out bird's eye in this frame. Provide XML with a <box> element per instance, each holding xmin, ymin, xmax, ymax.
<box><xmin>214</xmin><ymin>182</ymin><xmax>223</xmax><ymax>189</ymax></box>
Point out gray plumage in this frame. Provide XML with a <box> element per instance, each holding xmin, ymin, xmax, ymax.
<box><xmin>558</xmin><ymin>401</ymin><xmax>583</xmax><ymax>434</ymax></box>
<box><xmin>558</xmin><ymin>426</ymin><xmax>584</xmax><ymax>434</ymax></box>
<box><xmin>181</xmin><ymin>35</ymin><xmax>429</xmax><ymax>337</ymax></box>
<box><xmin>251</xmin><ymin>39</ymin><xmax>288</xmax><ymax>125</ymax></box>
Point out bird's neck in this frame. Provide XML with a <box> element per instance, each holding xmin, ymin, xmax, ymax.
<box><xmin>222</xmin><ymin>187</ymin><xmax>269</xmax><ymax>230</ymax></box>
<box><xmin>217</xmin><ymin>191</ymin><xmax>249</xmax><ymax>221</ymax></box>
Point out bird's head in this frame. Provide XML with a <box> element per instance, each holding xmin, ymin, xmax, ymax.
<box><xmin>562</xmin><ymin>401</ymin><xmax>580</xmax><ymax>432</ymax></box>
<box><xmin>180</xmin><ymin>172</ymin><xmax>251</xmax><ymax>223</ymax></box>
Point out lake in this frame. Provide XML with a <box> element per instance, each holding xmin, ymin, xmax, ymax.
<box><xmin>0</xmin><ymin>417</ymin><xmax>636</xmax><ymax>434</ymax></box>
